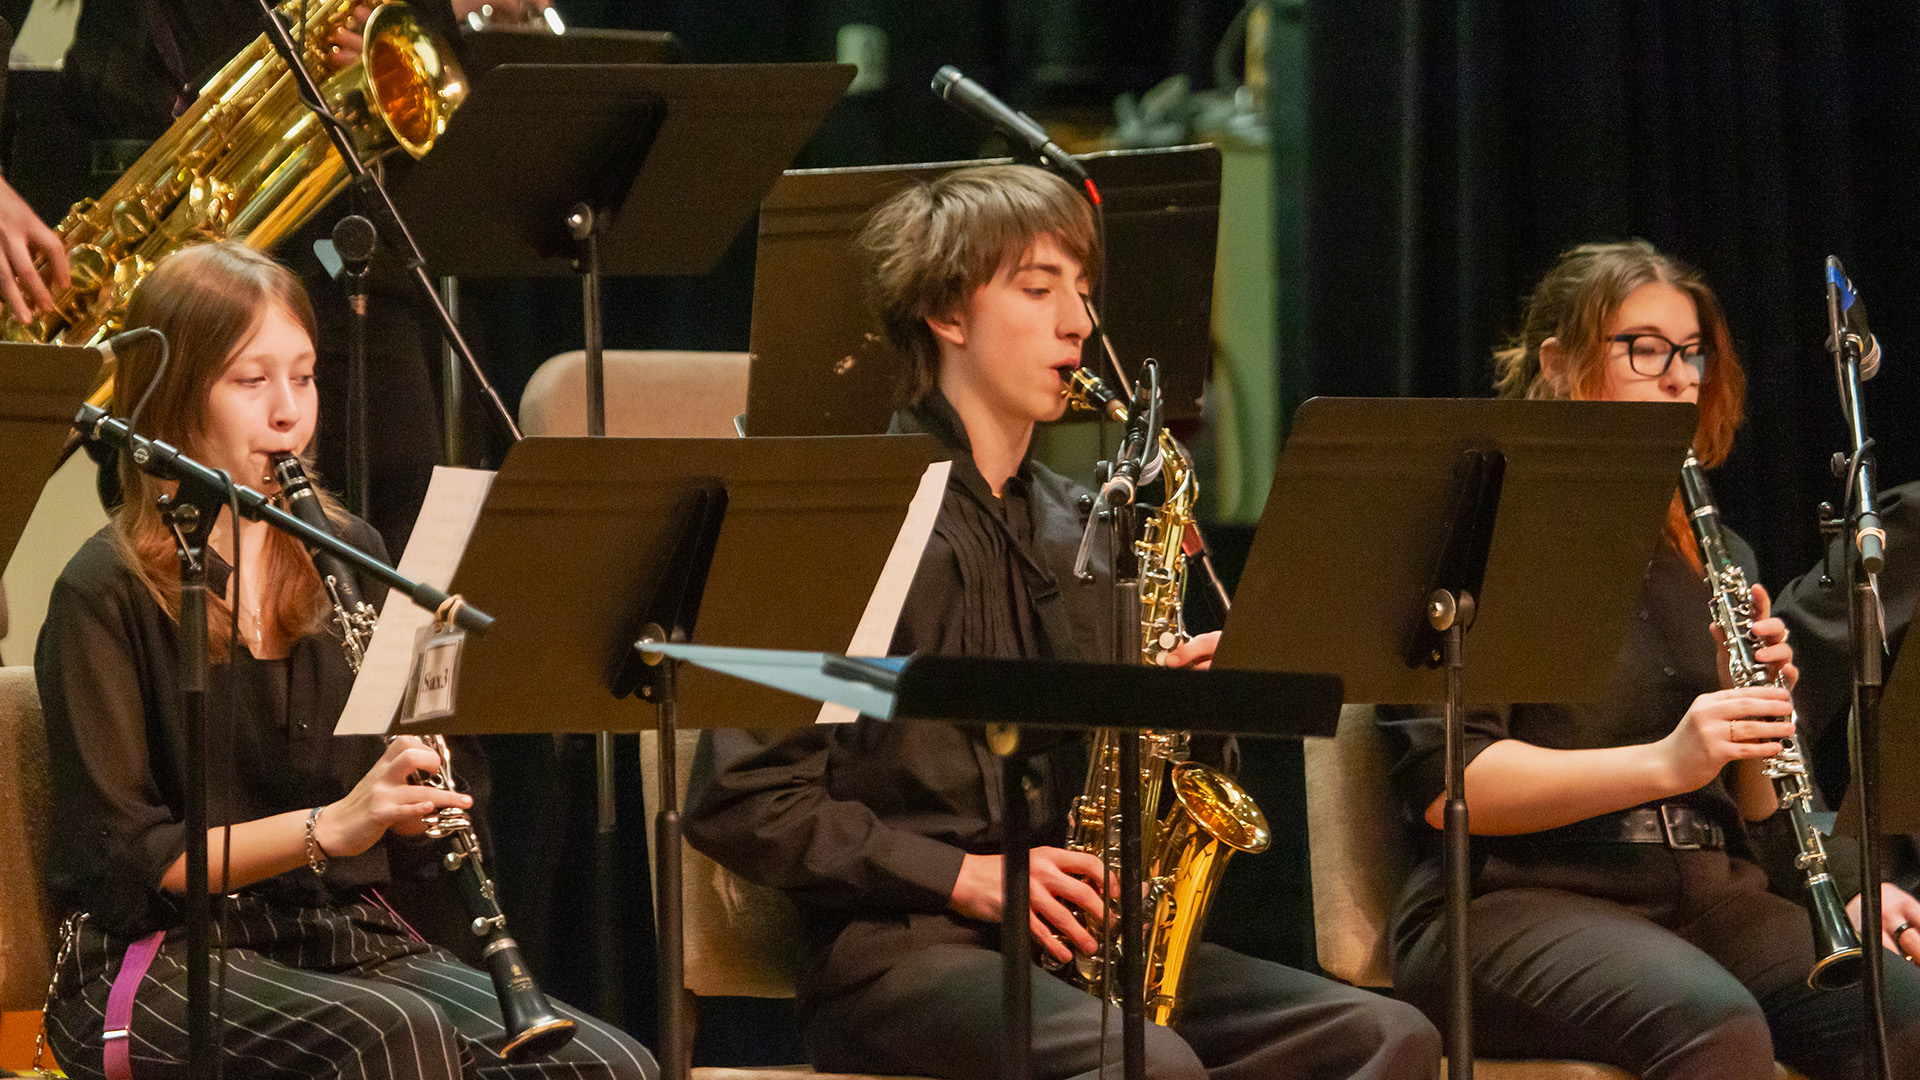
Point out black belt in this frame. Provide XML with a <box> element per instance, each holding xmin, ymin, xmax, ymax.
<box><xmin>1539</xmin><ymin>805</ymin><xmax>1726</xmax><ymax>851</ymax></box>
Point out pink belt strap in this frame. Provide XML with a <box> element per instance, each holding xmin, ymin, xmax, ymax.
<box><xmin>102</xmin><ymin>931</ymin><xmax>165</xmax><ymax>1080</ymax></box>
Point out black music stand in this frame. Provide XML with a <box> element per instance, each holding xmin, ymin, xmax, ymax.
<box><xmin>459</xmin><ymin>26</ymin><xmax>683</xmax><ymax>78</ymax></box>
<box><xmin>0</xmin><ymin>342</ymin><xmax>97</xmax><ymax>576</ymax></box>
<box><xmin>1212</xmin><ymin>397</ymin><xmax>1699</xmax><ymax>1079</ymax></box>
<box><xmin>391</xmin><ymin>61</ymin><xmax>852</xmax><ymax>434</ymax></box>
<box><xmin>1834</xmin><ymin>610</ymin><xmax>1920</xmax><ymax>835</ymax></box>
<box><xmin>743</xmin><ymin>145</ymin><xmax>1222</xmax><ymax>436</ymax></box>
<box><xmin>386</xmin><ymin>60</ymin><xmax>851</xmax><ymax>1016</ymax></box>
<box><xmin>380</xmin><ymin>433</ymin><xmax>947</xmax><ymax>1080</ymax></box>
<box><xmin>640</xmin><ymin>642</ymin><xmax>1343</xmax><ymax>1080</ymax></box>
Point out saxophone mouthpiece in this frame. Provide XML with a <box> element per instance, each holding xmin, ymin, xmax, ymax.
<box><xmin>1064</xmin><ymin>368</ymin><xmax>1128</xmax><ymax>423</ymax></box>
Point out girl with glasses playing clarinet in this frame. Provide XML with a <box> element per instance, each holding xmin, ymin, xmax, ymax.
<box><xmin>1379</xmin><ymin>240</ymin><xmax>1920</xmax><ymax>1079</ymax></box>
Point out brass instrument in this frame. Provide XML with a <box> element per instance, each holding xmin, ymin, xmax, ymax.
<box><xmin>1056</xmin><ymin>369</ymin><xmax>1272</xmax><ymax>1025</ymax></box>
<box><xmin>1678</xmin><ymin>449</ymin><xmax>1863</xmax><ymax>990</ymax></box>
<box><xmin>269</xmin><ymin>453</ymin><xmax>578</xmax><ymax>1060</ymax></box>
<box><xmin>12</xmin><ymin>0</ymin><xmax>466</xmax><ymax>404</ymax></box>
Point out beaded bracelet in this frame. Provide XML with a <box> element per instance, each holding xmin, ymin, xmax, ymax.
<box><xmin>305</xmin><ymin>805</ymin><xmax>330</xmax><ymax>876</ymax></box>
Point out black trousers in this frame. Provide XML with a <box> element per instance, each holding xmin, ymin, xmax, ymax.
<box><xmin>1394</xmin><ymin>845</ymin><xmax>1920</xmax><ymax>1080</ymax></box>
<box><xmin>46</xmin><ymin>895</ymin><xmax>657</xmax><ymax>1080</ymax></box>
<box><xmin>804</xmin><ymin>939</ymin><xmax>1441</xmax><ymax>1080</ymax></box>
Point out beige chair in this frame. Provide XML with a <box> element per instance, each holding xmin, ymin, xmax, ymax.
<box><xmin>519</xmin><ymin>350</ymin><xmax>752</xmax><ymax>439</ymax></box>
<box><xmin>1304</xmin><ymin>704</ymin><xmax>1806</xmax><ymax>1080</ymax></box>
<box><xmin>0</xmin><ymin>666</ymin><xmax>59</xmax><ymax>1071</ymax></box>
<box><xmin>529</xmin><ymin>347</ymin><xmax>917</xmax><ymax>1077</ymax></box>
<box><xmin>640</xmin><ymin>734</ymin><xmax>932</xmax><ymax>1080</ymax></box>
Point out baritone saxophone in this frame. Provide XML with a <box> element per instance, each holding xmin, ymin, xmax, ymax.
<box><xmin>8</xmin><ymin>0</ymin><xmax>466</xmax><ymax>402</ymax></box>
<box><xmin>1055</xmin><ymin>368</ymin><xmax>1271</xmax><ymax>1026</ymax></box>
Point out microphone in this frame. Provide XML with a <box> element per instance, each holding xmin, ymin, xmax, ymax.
<box><xmin>931</xmin><ymin>65</ymin><xmax>1089</xmax><ymax>182</ymax></box>
<box><xmin>1825</xmin><ymin>258</ymin><xmax>1881</xmax><ymax>380</ymax></box>
<box><xmin>1101</xmin><ymin>361</ymin><xmax>1164</xmax><ymax>507</ymax></box>
<box><xmin>89</xmin><ymin>326</ymin><xmax>160</xmax><ymax>372</ymax></box>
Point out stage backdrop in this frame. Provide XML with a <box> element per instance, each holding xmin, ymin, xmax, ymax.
<box><xmin>1295</xmin><ymin>1</ymin><xmax>1920</xmax><ymax>587</ymax></box>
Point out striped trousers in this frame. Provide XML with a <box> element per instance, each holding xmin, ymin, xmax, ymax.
<box><xmin>46</xmin><ymin>895</ymin><xmax>657</xmax><ymax>1080</ymax></box>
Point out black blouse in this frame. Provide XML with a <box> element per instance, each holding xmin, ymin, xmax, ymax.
<box><xmin>1380</xmin><ymin>533</ymin><xmax>1764</xmax><ymax>860</ymax></box>
<box><xmin>36</xmin><ymin>520</ymin><xmax>396</xmax><ymax>938</ymax></box>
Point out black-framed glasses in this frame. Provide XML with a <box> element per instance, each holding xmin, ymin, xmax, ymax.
<box><xmin>1610</xmin><ymin>334</ymin><xmax>1708</xmax><ymax>379</ymax></box>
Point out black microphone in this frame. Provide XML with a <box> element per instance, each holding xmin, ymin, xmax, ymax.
<box><xmin>1825</xmin><ymin>258</ymin><xmax>1881</xmax><ymax>380</ymax></box>
<box><xmin>1101</xmin><ymin>361</ymin><xmax>1163</xmax><ymax>507</ymax></box>
<box><xmin>931</xmin><ymin>65</ymin><xmax>1089</xmax><ymax>182</ymax></box>
<box><xmin>91</xmin><ymin>326</ymin><xmax>159</xmax><ymax>372</ymax></box>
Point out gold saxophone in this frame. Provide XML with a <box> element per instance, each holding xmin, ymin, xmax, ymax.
<box><xmin>7</xmin><ymin>0</ymin><xmax>466</xmax><ymax>397</ymax></box>
<box><xmin>1056</xmin><ymin>369</ymin><xmax>1272</xmax><ymax>1026</ymax></box>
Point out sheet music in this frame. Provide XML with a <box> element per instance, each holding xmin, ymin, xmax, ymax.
<box><xmin>334</xmin><ymin>466</ymin><xmax>496</xmax><ymax>735</ymax></box>
<box><xmin>816</xmin><ymin>460</ymin><xmax>950</xmax><ymax>724</ymax></box>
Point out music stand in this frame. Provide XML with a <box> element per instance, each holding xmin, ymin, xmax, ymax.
<box><xmin>389</xmin><ymin>61</ymin><xmax>852</xmax><ymax>433</ymax></box>
<box><xmin>1834</xmin><ymin>612</ymin><xmax>1920</xmax><ymax>836</ymax></box>
<box><xmin>386</xmin><ymin>60</ymin><xmax>852</xmax><ymax>1016</ymax></box>
<box><xmin>639</xmin><ymin>642</ymin><xmax>1343</xmax><ymax>1080</ymax></box>
<box><xmin>1213</xmin><ymin>397</ymin><xmax>1699</xmax><ymax>1079</ymax></box>
<box><xmin>0</xmin><ymin>342</ymin><xmax>98</xmax><ymax>574</ymax></box>
<box><xmin>743</xmin><ymin>145</ymin><xmax>1222</xmax><ymax>437</ymax></box>
<box><xmin>379</xmin><ymin>433</ymin><xmax>947</xmax><ymax>1080</ymax></box>
<box><xmin>458</xmin><ymin>26</ymin><xmax>684</xmax><ymax>78</ymax></box>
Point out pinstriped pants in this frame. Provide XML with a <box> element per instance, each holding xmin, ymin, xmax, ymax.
<box><xmin>46</xmin><ymin>896</ymin><xmax>657</xmax><ymax>1080</ymax></box>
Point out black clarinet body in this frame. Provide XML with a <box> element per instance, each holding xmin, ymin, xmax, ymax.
<box><xmin>267</xmin><ymin>453</ymin><xmax>578</xmax><ymax>1059</ymax></box>
<box><xmin>1678</xmin><ymin>449</ymin><xmax>1864</xmax><ymax>991</ymax></box>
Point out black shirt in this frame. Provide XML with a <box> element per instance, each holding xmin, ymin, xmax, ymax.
<box><xmin>1381</xmin><ymin>534</ymin><xmax>1763</xmax><ymax>864</ymax></box>
<box><xmin>684</xmin><ymin>392</ymin><xmax>1115</xmax><ymax>1013</ymax></box>
<box><xmin>36</xmin><ymin>520</ymin><xmax>395</xmax><ymax>938</ymax></box>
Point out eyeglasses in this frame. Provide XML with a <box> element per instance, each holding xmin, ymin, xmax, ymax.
<box><xmin>1610</xmin><ymin>334</ymin><xmax>1708</xmax><ymax>379</ymax></box>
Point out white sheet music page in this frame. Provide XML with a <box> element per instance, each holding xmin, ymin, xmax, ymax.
<box><xmin>815</xmin><ymin>460</ymin><xmax>951</xmax><ymax>724</ymax></box>
<box><xmin>334</xmin><ymin>466</ymin><xmax>496</xmax><ymax>735</ymax></box>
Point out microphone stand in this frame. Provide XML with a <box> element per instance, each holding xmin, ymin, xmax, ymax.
<box><xmin>79</xmin><ymin>401</ymin><xmax>494</xmax><ymax>1075</ymax></box>
<box><xmin>334</xmin><ymin>213</ymin><xmax>377</xmax><ymax>518</ymax></box>
<box><xmin>1070</xmin><ymin>360</ymin><xmax>1163</xmax><ymax>1080</ymax></box>
<box><xmin>249</xmin><ymin>0</ymin><xmax>522</xmax><ymax>442</ymax></box>
<box><xmin>1825</xmin><ymin>259</ymin><xmax>1892</xmax><ymax>1080</ymax></box>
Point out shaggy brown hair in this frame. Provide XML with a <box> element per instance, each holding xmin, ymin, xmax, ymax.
<box><xmin>859</xmin><ymin>164</ymin><xmax>1098</xmax><ymax>406</ymax></box>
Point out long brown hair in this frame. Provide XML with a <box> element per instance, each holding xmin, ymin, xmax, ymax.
<box><xmin>859</xmin><ymin>164</ymin><xmax>1099</xmax><ymax>407</ymax></box>
<box><xmin>110</xmin><ymin>242</ymin><xmax>338</xmax><ymax>654</ymax></box>
<box><xmin>1492</xmin><ymin>240</ymin><xmax>1746</xmax><ymax>565</ymax></box>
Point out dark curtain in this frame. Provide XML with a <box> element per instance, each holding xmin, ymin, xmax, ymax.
<box><xmin>1299</xmin><ymin>1</ymin><xmax>1920</xmax><ymax>583</ymax></box>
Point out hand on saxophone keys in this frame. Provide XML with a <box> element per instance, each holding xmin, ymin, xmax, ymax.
<box><xmin>1156</xmin><ymin>629</ymin><xmax>1220</xmax><ymax>670</ymax></box>
<box><xmin>315</xmin><ymin>736</ymin><xmax>474</xmax><ymax>856</ymax></box>
<box><xmin>321</xmin><ymin>6</ymin><xmax>376</xmax><ymax>71</ymax></box>
<box><xmin>949</xmin><ymin>848</ymin><xmax>1120</xmax><ymax>966</ymax></box>
<box><xmin>0</xmin><ymin>177</ymin><xmax>68</xmax><ymax>323</ymax></box>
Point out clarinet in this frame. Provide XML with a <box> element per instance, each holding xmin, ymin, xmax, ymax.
<box><xmin>1678</xmin><ymin>449</ymin><xmax>1864</xmax><ymax>991</ymax></box>
<box><xmin>268</xmin><ymin>453</ymin><xmax>578</xmax><ymax>1060</ymax></box>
